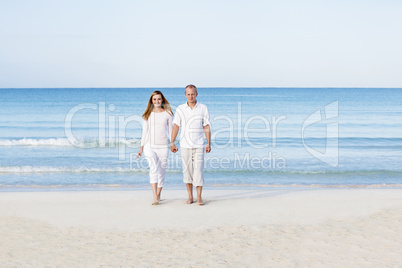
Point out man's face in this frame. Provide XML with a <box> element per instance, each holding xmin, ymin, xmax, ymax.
<box><xmin>185</xmin><ymin>88</ymin><xmax>197</xmax><ymax>104</ymax></box>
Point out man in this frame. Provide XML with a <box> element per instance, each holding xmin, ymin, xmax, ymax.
<box><xmin>171</xmin><ymin>84</ymin><xmax>211</xmax><ymax>205</ymax></box>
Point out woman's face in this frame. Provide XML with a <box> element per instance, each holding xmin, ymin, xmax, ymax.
<box><xmin>152</xmin><ymin>94</ymin><xmax>163</xmax><ymax>108</ymax></box>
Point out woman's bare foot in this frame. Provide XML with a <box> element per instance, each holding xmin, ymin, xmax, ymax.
<box><xmin>186</xmin><ymin>199</ymin><xmax>194</xmax><ymax>204</ymax></box>
<box><xmin>152</xmin><ymin>201</ymin><xmax>159</xmax><ymax>205</ymax></box>
<box><xmin>197</xmin><ymin>199</ymin><xmax>204</xmax><ymax>206</ymax></box>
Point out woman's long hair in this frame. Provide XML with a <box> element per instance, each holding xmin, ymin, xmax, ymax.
<box><xmin>142</xmin><ymin>91</ymin><xmax>173</xmax><ymax>120</ymax></box>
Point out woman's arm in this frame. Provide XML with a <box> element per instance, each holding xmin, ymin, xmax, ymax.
<box><xmin>137</xmin><ymin>146</ymin><xmax>144</xmax><ymax>158</ymax></box>
<box><xmin>170</xmin><ymin>124</ymin><xmax>179</xmax><ymax>153</ymax></box>
<box><xmin>137</xmin><ymin>119</ymin><xmax>148</xmax><ymax>157</ymax></box>
<box><xmin>167</xmin><ymin>114</ymin><xmax>173</xmax><ymax>143</ymax></box>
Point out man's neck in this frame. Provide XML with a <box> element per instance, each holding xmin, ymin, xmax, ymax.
<box><xmin>187</xmin><ymin>100</ymin><xmax>197</xmax><ymax>109</ymax></box>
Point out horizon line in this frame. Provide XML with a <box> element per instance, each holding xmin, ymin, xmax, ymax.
<box><xmin>1</xmin><ymin>86</ymin><xmax>402</xmax><ymax>89</ymax></box>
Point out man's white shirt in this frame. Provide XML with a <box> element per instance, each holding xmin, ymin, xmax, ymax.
<box><xmin>173</xmin><ymin>102</ymin><xmax>210</xmax><ymax>148</ymax></box>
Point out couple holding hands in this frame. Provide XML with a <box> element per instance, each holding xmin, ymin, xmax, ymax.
<box><xmin>137</xmin><ymin>84</ymin><xmax>211</xmax><ymax>206</ymax></box>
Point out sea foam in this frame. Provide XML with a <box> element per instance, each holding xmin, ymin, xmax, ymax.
<box><xmin>0</xmin><ymin>138</ymin><xmax>140</xmax><ymax>147</ymax></box>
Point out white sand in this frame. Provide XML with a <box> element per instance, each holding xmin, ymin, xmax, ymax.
<box><xmin>0</xmin><ymin>188</ymin><xmax>401</xmax><ymax>267</ymax></box>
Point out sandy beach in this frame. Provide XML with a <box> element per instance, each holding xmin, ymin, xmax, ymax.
<box><xmin>0</xmin><ymin>188</ymin><xmax>401</xmax><ymax>267</ymax></box>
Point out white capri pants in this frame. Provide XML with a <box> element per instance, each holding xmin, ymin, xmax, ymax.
<box><xmin>143</xmin><ymin>145</ymin><xmax>168</xmax><ymax>187</ymax></box>
<box><xmin>181</xmin><ymin>148</ymin><xmax>204</xmax><ymax>187</ymax></box>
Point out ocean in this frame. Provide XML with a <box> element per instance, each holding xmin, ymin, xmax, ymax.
<box><xmin>1</xmin><ymin>88</ymin><xmax>401</xmax><ymax>190</ymax></box>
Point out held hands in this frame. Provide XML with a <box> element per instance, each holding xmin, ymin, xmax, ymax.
<box><xmin>206</xmin><ymin>144</ymin><xmax>211</xmax><ymax>153</ymax></box>
<box><xmin>169</xmin><ymin>143</ymin><xmax>210</xmax><ymax>153</ymax></box>
<box><xmin>171</xmin><ymin>143</ymin><xmax>178</xmax><ymax>153</ymax></box>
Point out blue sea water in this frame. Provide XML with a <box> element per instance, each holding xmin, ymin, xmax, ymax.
<box><xmin>0</xmin><ymin>87</ymin><xmax>401</xmax><ymax>190</ymax></box>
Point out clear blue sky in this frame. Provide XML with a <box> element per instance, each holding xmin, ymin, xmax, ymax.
<box><xmin>1</xmin><ymin>0</ymin><xmax>401</xmax><ymax>88</ymax></box>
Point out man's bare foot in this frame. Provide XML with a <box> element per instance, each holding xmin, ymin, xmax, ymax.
<box><xmin>186</xmin><ymin>199</ymin><xmax>193</xmax><ymax>204</ymax></box>
<box><xmin>152</xmin><ymin>201</ymin><xmax>159</xmax><ymax>205</ymax></box>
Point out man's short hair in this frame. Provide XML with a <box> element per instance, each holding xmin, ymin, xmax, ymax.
<box><xmin>185</xmin><ymin>84</ymin><xmax>197</xmax><ymax>93</ymax></box>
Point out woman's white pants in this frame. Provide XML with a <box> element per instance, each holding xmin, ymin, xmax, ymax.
<box><xmin>143</xmin><ymin>145</ymin><xmax>168</xmax><ymax>187</ymax></box>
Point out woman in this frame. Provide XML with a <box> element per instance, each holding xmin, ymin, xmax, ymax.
<box><xmin>137</xmin><ymin>91</ymin><xmax>173</xmax><ymax>205</ymax></box>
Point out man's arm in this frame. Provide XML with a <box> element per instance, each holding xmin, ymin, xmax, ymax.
<box><xmin>204</xmin><ymin>124</ymin><xmax>211</xmax><ymax>153</ymax></box>
<box><xmin>170</xmin><ymin>124</ymin><xmax>180</xmax><ymax>153</ymax></box>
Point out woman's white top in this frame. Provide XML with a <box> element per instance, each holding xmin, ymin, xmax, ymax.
<box><xmin>140</xmin><ymin>111</ymin><xmax>173</xmax><ymax>147</ymax></box>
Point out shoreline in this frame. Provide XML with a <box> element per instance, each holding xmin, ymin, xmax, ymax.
<box><xmin>1</xmin><ymin>183</ymin><xmax>402</xmax><ymax>193</ymax></box>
